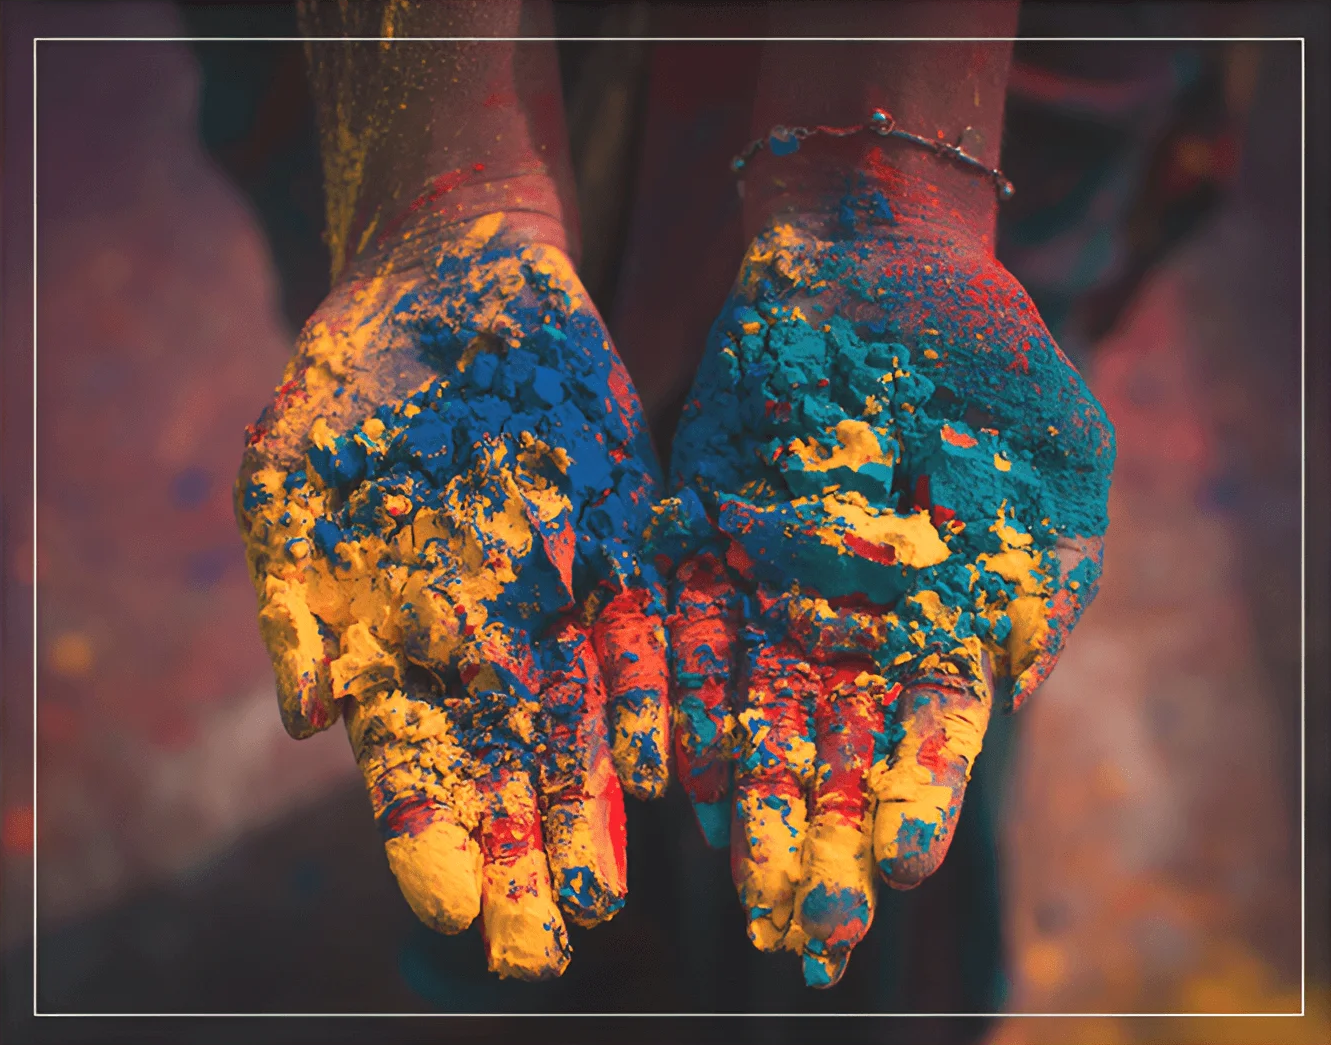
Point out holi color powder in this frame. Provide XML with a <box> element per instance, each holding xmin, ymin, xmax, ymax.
<box><xmin>239</xmin><ymin>215</ymin><xmax>669</xmax><ymax>980</ymax></box>
<box><xmin>654</xmin><ymin>168</ymin><xmax>1115</xmax><ymax>986</ymax></box>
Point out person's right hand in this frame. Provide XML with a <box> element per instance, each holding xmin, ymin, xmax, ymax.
<box><xmin>651</xmin><ymin>169</ymin><xmax>1115</xmax><ymax>987</ymax></box>
<box><xmin>235</xmin><ymin>213</ymin><xmax>670</xmax><ymax>980</ymax></box>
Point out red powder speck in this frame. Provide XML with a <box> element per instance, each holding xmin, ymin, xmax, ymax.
<box><xmin>916</xmin><ymin>731</ymin><xmax>949</xmax><ymax>776</ymax></box>
<box><xmin>725</xmin><ymin>540</ymin><xmax>755</xmax><ymax>578</ymax></box>
<box><xmin>929</xmin><ymin>504</ymin><xmax>957</xmax><ymax>527</ymax></box>
<box><xmin>940</xmin><ymin>424</ymin><xmax>979</xmax><ymax>449</ymax></box>
<box><xmin>844</xmin><ymin>534</ymin><xmax>897</xmax><ymax>566</ymax></box>
<box><xmin>305</xmin><ymin>694</ymin><xmax>332</xmax><ymax>732</ymax></box>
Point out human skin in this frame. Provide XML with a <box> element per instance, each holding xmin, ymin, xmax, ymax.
<box><xmin>656</xmin><ymin>2</ymin><xmax>1113</xmax><ymax>989</ymax></box>
<box><xmin>242</xmin><ymin>0</ymin><xmax>1113</xmax><ymax>991</ymax></box>
<box><xmin>237</xmin><ymin>1</ymin><xmax>669</xmax><ymax>980</ymax></box>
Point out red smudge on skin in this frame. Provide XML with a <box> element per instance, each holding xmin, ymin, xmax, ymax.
<box><xmin>303</xmin><ymin>691</ymin><xmax>332</xmax><ymax>732</ymax></box>
<box><xmin>812</xmin><ymin>660</ymin><xmax>881</xmax><ymax>821</ymax></box>
<box><xmin>764</xmin><ymin>399</ymin><xmax>792</xmax><ymax>423</ymax></box>
<box><xmin>382</xmin><ymin>794</ymin><xmax>440</xmax><ymax>839</ymax></box>
<box><xmin>547</xmin><ymin>524</ymin><xmax>576</xmax><ymax>597</ymax></box>
<box><xmin>479</xmin><ymin>768</ymin><xmax>543</xmax><ymax>863</ymax></box>
<box><xmin>843</xmin><ymin>533</ymin><xmax>897</xmax><ymax>566</ymax></box>
<box><xmin>375</xmin><ymin>165</ymin><xmax>485</xmax><ymax>247</ymax></box>
<box><xmin>930</xmin><ymin>504</ymin><xmax>957</xmax><ymax>527</ymax></box>
<box><xmin>607</xmin><ymin>775</ymin><xmax>628</xmax><ymax>884</ymax></box>
<box><xmin>940</xmin><ymin>424</ymin><xmax>978</xmax><ymax>449</ymax></box>
<box><xmin>483</xmin><ymin>89</ymin><xmax>519</xmax><ymax>108</ymax></box>
<box><xmin>605</xmin><ymin>361</ymin><xmax>638</xmax><ymax>431</ymax></box>
<box><xmin>593</xmin><ymin>588</ymin><xmax>668</xmax><ymax>712</ymax></box>
<box><xmin>916</xmin><ymin>731</ymin><xmax>949</xmax><ymax>776</ymax></box>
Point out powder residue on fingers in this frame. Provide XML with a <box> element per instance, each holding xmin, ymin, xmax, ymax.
<box><xmin>659</xmin><ymin>172</ymin><xmax>1115</xmax><ymax>988</ymax></box>
<box><xmin>237</xmin><ymin>215</ymin><xmax>666</xmax><ymax>975</ymax></box>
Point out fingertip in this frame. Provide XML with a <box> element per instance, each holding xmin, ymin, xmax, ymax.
<box><xmin>874</xmin><ymin>807</ymin><xmax>950</xmax><ymax>890</ymax></box>
<box><xmin>481</xmin><ymin>853</ymin><xmax>572</xmax><ymax>981</ymax></box>
<box><xmin>692</xmin><ymin>797</ymin><xmax>732</xmax><ymax>849</ymax></box>
<box><xmin>802</xmin><ymin>948</ymin><xmax>849</xmax><ymax>989</ymax></box>
<box><xmin>276</xmin><ymin>680</ymin><xmax>339</xmax><ymax>739</ymax></box>
<box><xmin>746</xmin><ymin>909</ymin><xmax>798</xmax><ymax>953</ymax></box>
<box><xmin>259</xmin><ymin>595</ymin><xmax>338</xmax><ymax>738</ymax></box>
<box><xmin>544</xmin><ymin>780</ymin><xmax>629</xmax><ymax>928</ymax></box>
<box><xmin>552</xmin><ymin>861</ymin><xmax>626</xmax><ymax>927</ymax></box>
<box><xmin>732</xmin><ymin>784</ymin><xmax>807</xmax><ymax>953</ymax></box>
<box><xmin>384</xmin><ymin>817</ymin><xmax>483</xmax><ymax>934</ymax></box>
<box><xmin>610</xmin><ymin>707</ymin><xmax>671</xmax><ymax>801</ymax></box>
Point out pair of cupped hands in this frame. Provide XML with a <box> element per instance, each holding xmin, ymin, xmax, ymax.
<box><xmin>236</xmin><ymin>186</ymin><xmax>1113</xmax><ymax>988</ymax></box>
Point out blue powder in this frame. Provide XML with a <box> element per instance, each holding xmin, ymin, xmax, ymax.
<box><xmin>662</xmin><ymin>183</ymin><xmax>1116</xmax><ymax>696</ymax></box>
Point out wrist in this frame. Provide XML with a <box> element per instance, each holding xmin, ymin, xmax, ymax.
<box><xmin>336</xmin><ymin>170</ymin><xmax>576</xmax><ymax>287</ymax></box>
<box><xmin>740</xmin><ymin>138</ymin><xmax>999</xmax><ymax>255</ymax></box>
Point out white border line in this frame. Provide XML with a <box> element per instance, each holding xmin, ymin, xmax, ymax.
<box><xmin>30</xmin><ymin>31</ymin><xmax>40</xmax><ymax>1023</ymax></box>
<box><xmin>1299</xmin><ymin>33</ymin><xmax>1308</xmax><ymax>1022</ymax></box>
<box><xmin>27</xmin><ymin>33</ymin><xmax>1309</xmax><ymax>1020</ymax></box>
<box><xmin>28</xmin><ymin>35</ymin><xmax>1311</xmax><ymax>43</ymax></box>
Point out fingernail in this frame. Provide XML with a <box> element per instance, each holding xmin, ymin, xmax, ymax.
<box><xmin>692</xmin><ymin>798</ymin><xmax>731</xmax><ymax>848</ymax></box>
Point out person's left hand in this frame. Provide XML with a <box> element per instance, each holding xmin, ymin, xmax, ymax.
<box><xmin>237</xmin><ymin>214</ymin><xmax>670</xmax><ymax>979</ymax></box>
<box><xmin>652</xmin><ymin>183</ymin><xmax>1115</xmax><ymax>987</ymax></box>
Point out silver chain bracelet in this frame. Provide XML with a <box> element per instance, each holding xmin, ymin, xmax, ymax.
<box><xmin>731</xmin><ymin>108</ymin><xmax>1015</xmax><ymax>202</ymax></box>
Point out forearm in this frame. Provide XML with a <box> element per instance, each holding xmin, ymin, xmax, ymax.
<box><xmin>297</xmin><ymin>0</ymin><xmax>578</xmax><ymax>280</ymax></box>
<box><xmin>744</xmin><ymin>1</ymin><xmax>1018</xmax><ymax>249</ymax></box>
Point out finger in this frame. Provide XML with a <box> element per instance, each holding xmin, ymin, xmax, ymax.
<box><xmin>345</xmin><ymin>681</ymin><xmax>483</xmax><ymax>935</ymax></box>
<box><xmin>257</xmin><ymin>574</ymin><xmax>339</xmax><ymax>738</ymax></box>
<box><xmin>457</xmin><ymin>632</ymin><xmax>572</xmax><ymax>980</ymax></box>
<box><xmin>732</xmin><ymin>638</ymin><xmax>818</xmax><ymax>953</ymax></box>
<box><xmin>592</xmin><ymin>587</ymin><xmax>671</xmax><ymax>800</ymax></box>
<box><xmin>793</xmin><ymin>661</ymin><xmax>888</xmax><ymax>988</ymax></box>
<box><xmin>668</xmin><ymin>552</ymin><xmax>741</xmax><ymax>847</ymax></box>
<box><xmin>872</xmin><ymin>662</ymin><xmax>992</xmax><ymax>889</ymax></box>
<box><xmin>1009</xmin><ymin>535</ymin><xmax>1104</xmax><ymax>709</ymax></box>
<box><xmin>539</xmin><ymin>620</ymin><xmax>628</xmax><ymax>928</ymax></box>
<box><xmin>476</xmin><ymin>764</ymin><xmax>571</xmax><ymax>980</ymax></box>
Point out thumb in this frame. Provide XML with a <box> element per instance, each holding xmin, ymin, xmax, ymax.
<box><xmin>1007</xmin><ymin>534</ymin><xmax>1104</xmax><ymax>710</ymax></box>
<box><xmin>258</xmin><ymin>574</ymin><xmax>339</xmax><ymax>738</ymax></box>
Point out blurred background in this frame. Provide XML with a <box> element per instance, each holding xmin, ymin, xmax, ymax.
<box><xmin>1</xmin><ymin>2</ymin><xmax>1326</xmax><ymax>1042</ymax></box>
